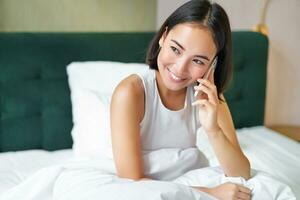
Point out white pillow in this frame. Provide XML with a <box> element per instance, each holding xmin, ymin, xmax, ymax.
<box><xmin>67</xmin><ymin>61</ymin><xmax>149</xmax><ymax>159</ymax></box>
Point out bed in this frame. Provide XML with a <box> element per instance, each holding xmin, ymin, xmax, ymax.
<box><xmin>0</xmin><ymin>32</ymin><xmax>299</xmax><ymax>199</ymax></box>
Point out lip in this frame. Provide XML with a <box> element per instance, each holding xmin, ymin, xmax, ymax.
<box><xmin>167</xmin><ymin>68</ymin><xmax>187</xmax><ymax>83</ymax></box>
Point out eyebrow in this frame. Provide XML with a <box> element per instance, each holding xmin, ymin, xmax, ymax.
<box><xmin>171</xmin><ymin>39</ymin><xmax>210</xmax><ymax>61</ymax></box>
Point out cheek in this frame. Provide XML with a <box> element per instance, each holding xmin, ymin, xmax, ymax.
<box><xmin>157</xmin><ymin>47</ymin><xmax>175</xmax><ymax>67</ymax></box>
<box><xmin>191</xmin><ymin>67</ymin><xmax>207</xmax><ymax>80</ymax></box>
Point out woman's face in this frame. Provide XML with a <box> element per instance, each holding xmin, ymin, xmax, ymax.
<box><xmin>157</xmin><ymin>23</ymin><xmax>217</xmax><ymax>91</ymax></box>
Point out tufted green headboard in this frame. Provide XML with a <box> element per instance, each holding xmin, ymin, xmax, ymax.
<box><xmin>0</xmin><ymin>32</ymin><xmax>268</xmax><ymax>152</ymax></box>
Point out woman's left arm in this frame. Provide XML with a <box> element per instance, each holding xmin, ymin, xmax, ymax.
<box><xmin>209</xmin><ymin>94</ymin><xmax>251</xmax><ymax>179</ymax></box>
<box><xmin>193</xmin><ymin>75</ymin><xmax>250</xmax><ymax>179</ymax></box>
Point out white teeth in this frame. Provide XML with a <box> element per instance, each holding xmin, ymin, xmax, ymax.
<box><xmin>171</xmin><ymin>72</ymin><xmax>182</xmax><ymax>80</ymax></box>
<box><xmin>167</xmin><ymin>68</ymin><xmax>185</xmax><ymax>81</ymax></box>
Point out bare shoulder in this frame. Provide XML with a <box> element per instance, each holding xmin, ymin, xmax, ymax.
<box><xmin>112</xmin><ymin>74</ymin><xmax>144</xmax><ymax>100</ymax></box>
<box><xmin>111</xmin><ymin>74</ymin><xmax>145</xmax><ymax>122</ymax></box>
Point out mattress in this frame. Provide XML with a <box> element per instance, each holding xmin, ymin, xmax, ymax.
<box><xmin>0</xmin><ymin>126</ymin><xmax>299</xmax><ymax>198</ymax></box>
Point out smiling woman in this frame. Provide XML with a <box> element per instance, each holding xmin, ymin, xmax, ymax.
<box><xmin>0</xmin><ymin>0</ymin><xmax>296</xmax><ymax>199</ymax></box>
<box><xmin>110</xmin><ymin>0</ymin><xmax>254</xmax><ymax>199</ymax></box>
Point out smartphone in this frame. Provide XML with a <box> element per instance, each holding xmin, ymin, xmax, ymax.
<box><xmin>194</xmin><ymin>57</ymin><xmax>218</xmax><ymax>97</ymax></box>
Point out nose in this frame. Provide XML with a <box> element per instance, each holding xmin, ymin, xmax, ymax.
<box><xmin>174</xmin><ymin>58</ymin><xmax>189</xmax><ymax>75</ymax></box>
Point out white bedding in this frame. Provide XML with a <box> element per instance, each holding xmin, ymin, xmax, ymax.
<box><xmin>197</xmin><ymin>126</ymin><xmax>300</xmax><ymax>198</ymax></box>
<box><xmin>0</xmin><ymin>149</ymin><xmax>72</xmax><ymax>194</ymax></box>
<box><xmin>0</xmin><ymin>126</ymin><xmax>298</xmax><ymax>199</ymax></box>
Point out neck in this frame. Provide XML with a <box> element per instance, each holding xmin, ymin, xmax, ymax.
<box><xmin>155</xmin><ymin>70</ymin><xmax>187</xmax><ymax>110</ymax></box>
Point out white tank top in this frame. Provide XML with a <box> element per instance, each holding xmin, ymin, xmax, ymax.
<box><xmin>137</xmin><ymin>69</ymin><xmax>201</xmax><ymax>151</ymax></box>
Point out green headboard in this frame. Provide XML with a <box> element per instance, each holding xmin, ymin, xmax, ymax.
<box><xmin>0</xmin><ymin>32</ymin><xmax>268</xmax><ymax>152</ymax></box>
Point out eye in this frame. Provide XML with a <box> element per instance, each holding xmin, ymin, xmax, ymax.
<box><xmin>170</xmin><ymin>46</ymin><xmax>180</xmax><ymax>55</ymax></box>
<box><xmin>193</xmin><ymin>59</ymin><xmax>205</xmax><ymax>65</ymax></box>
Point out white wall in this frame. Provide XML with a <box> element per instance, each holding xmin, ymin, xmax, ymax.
<box><xmin>157</xmin><ymin>0</ymin><xmax>300</xmax><ymax>126</ymax></box>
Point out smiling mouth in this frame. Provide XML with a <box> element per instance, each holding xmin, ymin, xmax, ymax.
<box><xmin>167</xmin><ymin>68</ymin><xmax>187</xmax><ymax>82</ymax></box>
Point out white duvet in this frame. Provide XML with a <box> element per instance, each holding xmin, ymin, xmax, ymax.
<box><xmin>0</xmin><ymin>147</ymin><xmax>296</xmax><ymax>200</ymax></box>
<box><xmin>1</xmin><ymin>126</ymin><xmax>299</xmax><ymax>199</ymax></box>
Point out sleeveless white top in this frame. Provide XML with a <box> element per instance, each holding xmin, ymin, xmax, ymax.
<box><xmin>137</xmin><ymin>69</ymin><xmax>201</xmax><ymax>151</ymax></box>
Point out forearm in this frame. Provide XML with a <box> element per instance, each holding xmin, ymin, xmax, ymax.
<box><xmin>207</xmin><ymin>128</ymin><xmax>250</xmax><ymax>179</ymax></box>
<box><xmin>191</xmin><ymin>186</ymin><xmax>210</xmax><ymax>193</ymax></box>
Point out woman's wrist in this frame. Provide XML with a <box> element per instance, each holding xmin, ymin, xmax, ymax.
<box><xmin>205</xmin><ymin>126</ymin><xmax>222</xmax><ymax>137</ymax></box>
<box><xmin>191</xmin><ymin>186</ymin><xmax>214</xmax><ymax>196</ymax></box>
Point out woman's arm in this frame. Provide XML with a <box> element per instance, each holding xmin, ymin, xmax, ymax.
<box><xmin>193</xmin><ymin>75</ymin><xmax>250</xmax><ymax>179</ymax></box>
<box><xmin>208</xmin><ymin>94</ymin><xmax>251</xmax><ymax>179</ymax></box>
<box><xmin>110</xmin><ymin>75</ymin><xmax>146</xmax><ymax>180</ymax></box>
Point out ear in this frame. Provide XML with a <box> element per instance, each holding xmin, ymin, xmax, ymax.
<box><xmin>158</xmin><ymin>27</ymin><xmax>168</xmax><ymax>47</ymax></box>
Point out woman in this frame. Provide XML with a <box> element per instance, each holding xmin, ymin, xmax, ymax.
<box><xmin>110</xmin><ymin>0</ymin><xmax>251</xmax><ymax>199</ymax></box>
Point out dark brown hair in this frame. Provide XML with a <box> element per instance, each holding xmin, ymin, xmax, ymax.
<box><xmin>146</xmin><ymin>0</ymin><xmax>232</xmax><ymax>100</ymax></box>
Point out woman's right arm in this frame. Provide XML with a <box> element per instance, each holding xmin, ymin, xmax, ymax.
<box><xmin>110</xmin><ymin>75</ymin><xmax>146</xmax><ymax>180</ymax></box>
<box><xmin>193</xmin><ymin>183</ymin><xmax>251</xmax><ymax>200</ymax></box>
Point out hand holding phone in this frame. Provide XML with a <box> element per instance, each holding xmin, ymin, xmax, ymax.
<box><xmin>194</xmin><ymin>57</ymin><xmax>217</xmax><ymax>97</ymax></box>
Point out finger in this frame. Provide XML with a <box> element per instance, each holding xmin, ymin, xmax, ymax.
<box><xmin>194</xmin><ymin>89</ymin><xmax>203</xmax><ymax>98</ymax></box>
<box><xmin>195</xmin><ymin>90</ymin><xmax>209</xmax><ymax>100</ymax></box>
<box><xmin>194</xmin><ymin>85</ymin><xmax>218</xmax><ymax>105</ymax></box>
<box><xmin>238</xmin><ymin>186</ymin><xmax>252</xmax><ymax>194</ymax></box>
<box><xmin>192</xmin><ymin>99</ymin><xmax>207</xmax><ymax>107</ymax></box>
<box><xmin>237</xmin><ymin>191</ymin><xmax>251</xmax><ymax>200</ymax></box>
<box><xmin>197</xmin><ymin>79</ymin><xmax>215</xmax><ymax>90</ymax></box>
<box><xmin>199</xmin><ymin>91</ymin><xmax>208</xmax><ymax>100</ymax></box>
<box><xmin>191</xmin><ymin>99</ymin><xmax>212</xmax><ymax>108</ymax></box>
<box><xmin>194</xmin><ymin>85</ymin><xmax>209</xmax><ymax>100</ymax></box>
<box><xmin>196</xmin><ymin>79</ymin><xmax>219</xmax><ymax>102</ymax></box>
